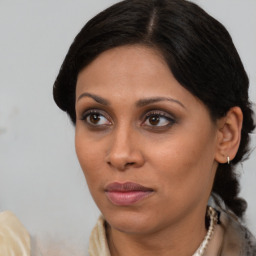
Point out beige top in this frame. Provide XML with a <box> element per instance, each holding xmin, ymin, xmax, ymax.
<box><xmin>88</xmin><ymin>209</ymin><xmax>256</xmax><ymax>256</ymax></box>
<box><xmin>0</xmin><ymin>211</ymin><xmax>30</xmax><ymax>256</ymax></box>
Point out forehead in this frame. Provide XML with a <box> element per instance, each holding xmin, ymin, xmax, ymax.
<box><xmin>75</xmin><ymin>45</ymin><xmax>205</xmax><ymax>114</ymax></box>
<box><xmin>77</xmin><ymin>45</ymin><xmax>177</xmax><ymax>94</ymax></box>
<box><xmin>77</xmin><ymin>45</ymin><xmax>166</xmax><ymax>84</ymax></box>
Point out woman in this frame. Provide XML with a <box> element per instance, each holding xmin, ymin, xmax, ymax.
<box><xmin>53</xmin><ymin>0</ymin><xmax>256</xmax><ymax>255</ymax></box>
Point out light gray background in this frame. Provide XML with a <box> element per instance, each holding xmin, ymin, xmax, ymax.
<box><xmin>0</xmin><ymin>0</ymin><xmax>255</xmax><ymax>255</ymax></box>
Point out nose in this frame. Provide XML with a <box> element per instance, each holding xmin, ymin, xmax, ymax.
<box><xmin>105</xmin><ymin>126</ymin><xmax>145</xmax><ymax>171</ymax></box>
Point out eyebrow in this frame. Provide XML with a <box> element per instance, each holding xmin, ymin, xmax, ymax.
<box><xmin>77</xmin><ymin>93</ymin><xmax>185</xmax><ymax>109</ymax></box>
<box><xmin>77</xmin><ymin>92</ymin><xmax>110</xmax><ymax>105</ymax></box>
<box><xmin>136</xmin><ymin>97</ymin><xmax>186</xmax><ymax>109</ymax></box>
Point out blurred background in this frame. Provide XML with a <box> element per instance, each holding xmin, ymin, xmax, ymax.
<box><xmin>0</xmin><ymin>0</ymin><xmax>255</xmax><ymax>255</ymax></box>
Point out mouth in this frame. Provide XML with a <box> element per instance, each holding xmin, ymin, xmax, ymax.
<box><xmin>104</xmin><ymin>182</ymin><xmax>154</xmax><ymax>206</ymax></box>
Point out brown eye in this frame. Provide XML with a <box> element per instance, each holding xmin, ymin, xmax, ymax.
<box><xmin>148</xmin><ymin>115</ymin><xmax>160</xmax><ymax>125</ymax></box>
<box><xmin>89</xmin><ymin>114</ymin><xmax>101</xmax><ymax>124</ymax></box>
<box><xmin>143</xmin><ymin>112</ymin><xmax>175</xmax><ymax>127</ymax></box>
<box><xmin>81</xmin><ymin>110</ymin><xmax>111</xmax><ymax>127</ymax></box>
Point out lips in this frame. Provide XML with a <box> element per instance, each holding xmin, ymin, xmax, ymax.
<box><xmin>105</xmin><ymin>182</ymin><xmax>154</xmax><ymax>206</ymax></box>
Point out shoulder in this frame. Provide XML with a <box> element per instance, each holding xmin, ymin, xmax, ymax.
<box><xmin>0</xmin><ymin>211</ymin><xmax>30</xmax><ymax>255</ymax></box>
<box><xmin>208</xmin><ymin>194</ymin><xmax>256</xmax><ymax>255</ymax></box>
<box><xmin>218</xmin><ymin>209</ymin><xmax>256</xmax><ymax>256</ymax></box>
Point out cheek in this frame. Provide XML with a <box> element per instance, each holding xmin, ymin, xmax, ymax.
<box><xmin>75</xmin><ymin>132</ymin><xmax>104</xmax><ymax>184</ymax></box>
<box><xmin>75</xmin><ymin>136</ymin><xmax>107</xmax><ymax>210</ymax></box>
<box><xmin>148</xmin><ymin>124</ymin><xmax>217</xmax><ymax>194</ymax></box>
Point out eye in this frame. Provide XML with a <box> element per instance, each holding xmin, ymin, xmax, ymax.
<box><xmin>81</xmin><ymin>110</ymin><xmax>111</xmax><ymax>127</ymax></box>
<box><xmin>143</xmin><ymin>111</ymin><xmax>175</xmax><ymax>127</ymax></box>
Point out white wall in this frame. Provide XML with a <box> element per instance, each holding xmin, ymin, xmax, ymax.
<box><xmin>0</xmin><ymin>0</ymin><xmax>255</xmax><ymax>255</ymax></box>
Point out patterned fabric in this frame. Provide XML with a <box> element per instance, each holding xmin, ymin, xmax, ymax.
<box><xmin>88</xmin><ymin>207</ymin><xmax>256</xmax><ymax>256</ymax></box>
<box><xmin>0</xmin><ymin>211</ymin><xmax>30</xmax><ymax>256</ymax></box>
<box><xmin>212</xmin><ymin>209</ymin><xmax>256</xmax><ymax>255</ymax></box>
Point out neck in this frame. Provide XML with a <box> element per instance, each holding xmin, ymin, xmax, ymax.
<box><xmin>107</xmin><ymin>208</ymin><xmax>207</xmax><ymax>256</ymax></box>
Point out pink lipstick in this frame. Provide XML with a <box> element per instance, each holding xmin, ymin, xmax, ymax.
<box><xmin>105</xmin><ymin>182</ymin><xmax>154</xmax><ymax>206</ymax></box>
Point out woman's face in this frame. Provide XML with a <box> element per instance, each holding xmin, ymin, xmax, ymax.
<box><xmin>75</xmin><ymin>45</ymin><xmax>219</xmax><ymax>235</ymax></box>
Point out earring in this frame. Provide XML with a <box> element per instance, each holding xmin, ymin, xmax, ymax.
<box><xmin>227</xmin><ymin>156</ymin><xmax>230</xmax><ymax>164</ymax></box>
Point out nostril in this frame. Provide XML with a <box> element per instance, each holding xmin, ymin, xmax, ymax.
<box><xmin>125</xmin><ymin>162</ymin><xmax>135</xmax><ymax>167</ymax></box>
<box><xmin>107</xmin><ymin>160</ymin><xmax>136</xmax><ymax>170</ymax></box>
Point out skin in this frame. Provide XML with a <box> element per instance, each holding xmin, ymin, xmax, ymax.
<box><xmin>74</xmin><ymin>45</ymin><xmax>241</xmax><ymax>256</ymax></box>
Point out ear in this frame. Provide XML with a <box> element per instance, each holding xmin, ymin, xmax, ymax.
<box><xmin>215</xmin><ymin>107</ymin><xmax>243</xmax><ymax>164</ymax></box>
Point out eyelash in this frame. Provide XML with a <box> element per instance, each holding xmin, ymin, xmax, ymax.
<box><xmin>80</xmin><ymin>109</ymin><xmax>176</xmax><ymax>129</ymax></box>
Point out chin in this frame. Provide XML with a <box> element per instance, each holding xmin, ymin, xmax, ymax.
<box><xmin>103</xmin><ymin>210</ymin><xmax>158</xmax><ymax>235</ymax></box>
